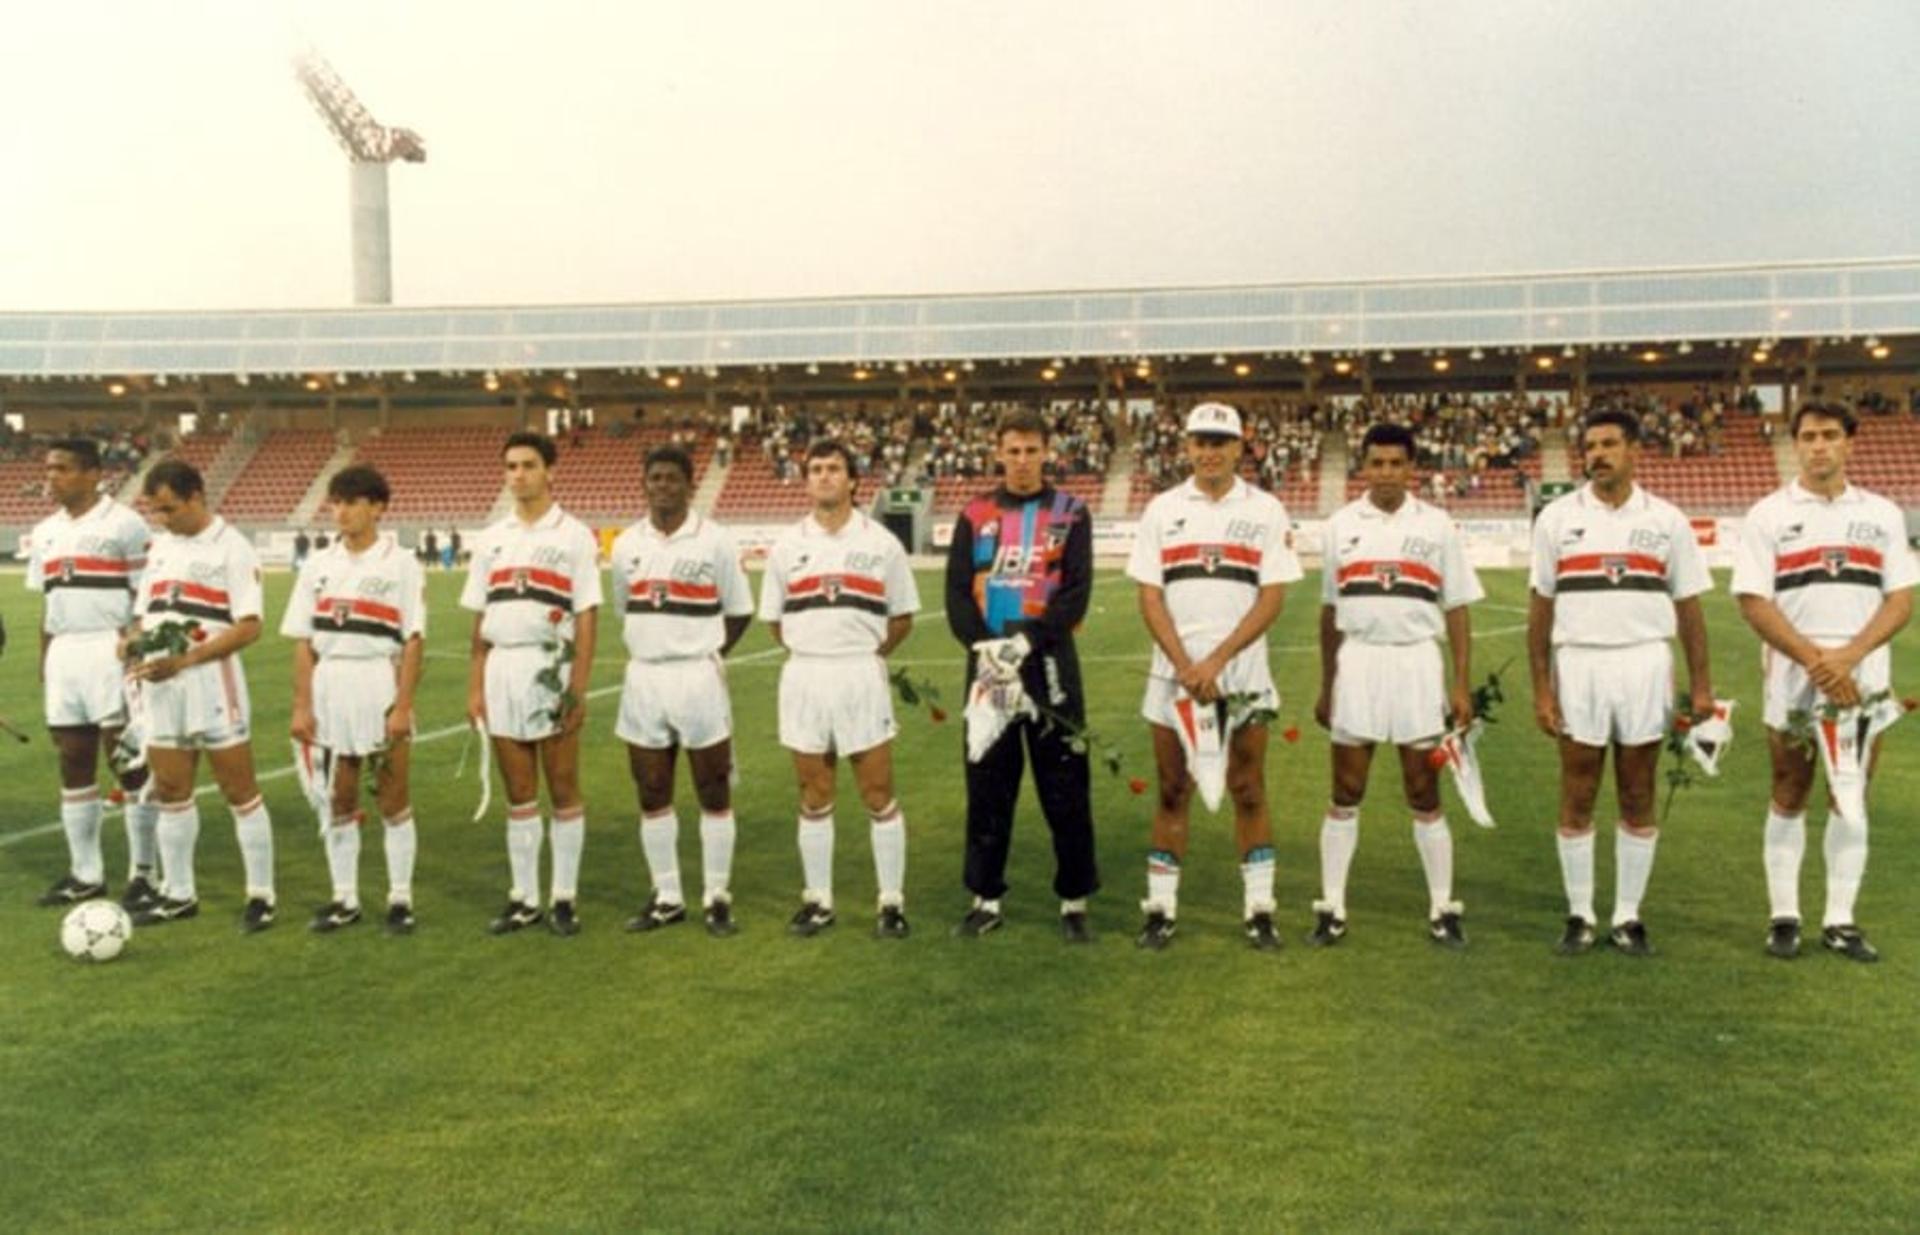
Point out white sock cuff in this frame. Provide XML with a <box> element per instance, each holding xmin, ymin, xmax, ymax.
<box><xmin>231</xmin><ymin>794</ymin><xmax>265</xmax><ymax>819</ymax></box>
<box><xmin>382</xmin><ymin>810</ymin><xmax>414</xmax><ymax>828</ymax></box>
<box><xmin>642</xmin><ymin>807</ymin><xmax>677</xmax><ymax>825</ymax></box>
<box><xmin>869</xmin><ymin>802</ymin><xmax>903</xmax><ymax>826</ymax></box>
<box><xmin>552</xmin><ymin>806</ymin><xmax>585</xmax><ymax>826</ymax></box>
<box><xmin>62</xmin><ymin>786</ymin><xmax>101</xmax><ymax>803</ymax></box>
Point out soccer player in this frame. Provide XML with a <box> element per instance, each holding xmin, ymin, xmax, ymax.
<box><xmin>610</xmin><ymin>445</ymin><xmax>754</xmax><ymax>936</ymax></box>
<box><xmin>759</xmin><ymin>440</ymin><xmax>921</xmax><ymax>939</ymax></box>
<box><xmin>944</xmin><ymin>407</ymin><xmax>1098</xmax><ymax>941</ymax></box>
<box><xmin>27</xmin><ymin>438</ymin><xmax>157</xmax><ymax>909</ymax></box>
<box><xmin>126</xmin><ymin>459</ymin><xmax>278</xmax><ymax>930</ymax></box>
<box><xmin>461</xmin><ymin>432</ymin><xmax>602</xmax><ymax>936</ymax></box>
<box><xmin>1312</xmin><ymin>422</ymin><xmax>1483</xmax><ymax>948</ymax></box>
<box><xmin>1731</xmin><ymin>402</ymin><xmax>1916</xmax><ymax>962</ymax></box>
<box><xmin>1126</xmin><ymin>402</ymin><xmax>1303</xmax><ymax>950</ymax></box>
<box><xmin>282</xmin><ymin>465</ymin><xmax>427</xmax><ymax>935</ymax></box>
<box><xmin>1528</xmin><ymin>409</ymin><xmax>1714</xmax><ymax>957</ymax></box>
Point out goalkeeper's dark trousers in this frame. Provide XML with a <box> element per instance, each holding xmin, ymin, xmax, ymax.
<box><xmin>963</xmin><ymin>714</ymin><xmax>1099</xmax><ymax>902</ymax></box>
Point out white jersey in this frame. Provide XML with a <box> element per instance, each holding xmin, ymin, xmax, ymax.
<box><xmin>1322</xmin><ymin>494</ymin><xmax>1482</xmax><ymax>644</ymax></box>
<box><xmin>758</xmin><ymin>510</ymin><xmax>920</xmax><ymax>657</ymax></box>
<box><xmin>459</xmin><ymin>503</ymin><xmax>604</xmax><ymax>648</ymax></box>
<box><xmin>609</xmin><ymin>512</ymin><xmax>754</xmax><ymax>661</ymax></box>
<box><xmin>1125</xmin><ymin>477</ymin><xmax>1303</xmax><ymax>680</ymax></box>
<box><xmin>1529</xmin><ymin>482</ymin><xmax>1710</xmax><ymax>647</ymax></box>
<box><xmin>280</xmin><ymin>534</ymin><xmax>427</xmax><ymax>659</ymax></box>
<box><xmin>141</xmin><ymin>516</ymin><xmax>263</xmax><ymax>636</ymax></box>
<box><xmin>1730</xmin><ymin>480</ymin><xmax>1919</xmax><ymax>640</ymax></box>
<box><xmin>25</xmin><ymin>496</ymin><xmax>150</xmax><ymax>635</ymax></box>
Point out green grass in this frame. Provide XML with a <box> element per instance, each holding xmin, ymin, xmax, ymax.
<box><xmin>2</xmin><ymin>567</ymin><xmax>1917</xmax><ymax>1232</ymax></box>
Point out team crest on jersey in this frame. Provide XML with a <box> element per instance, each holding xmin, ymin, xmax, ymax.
<box><xmin>59</xmin><ymin>559</ymin><xmax>75</xmax><ymax>582</ymax></box>
<box><xmin>512</xmin><ymin>568</ymin><xmax>530</xmax><ymax>594</ymax></box>
<box><xmin>823</xmin><ymin>575</ymin><xmax>843</xmax><ymax>601</ymax></box>
<box><xmin>648</xmin><ymin>582</ymin><xmax>669</xmax><ymax>609</ymax></box>
<box><xmin>978</xmin><ymin>521</ymin><xmax>998</xmax><ymax>539</ymax></box>
<box><xmin>1822</xmin><ymin>548</ymin><xmax>1849</xmax><ymax>576</ymax></box>
<box><xmin>1046</xmin><ymin>522</ymin><xmax>1069</xmax><ymax>550</ymax></box>
<box><xmin>1201</xmin><ymin>547</ymin><xmax>1223</xmax><ymax>574</ymax></box>
<box><xmin>168</xmin><ymin>581</ymin><xmax>185</xmax><ymax>603</ymax></box>
<box><xmin>1602</xmin><ymin>555</ymin><xmax>1629</xmax><ymax>584</ymax></box>
<box><xmin>1375</xmin><ymin>562</ymin><xmax>1401</xmax><ymax>588</ymax></box>
<box><xmin>330</xmin><ymin>601</ymin><xmax>352</xmax><ymax>626</ymax></box>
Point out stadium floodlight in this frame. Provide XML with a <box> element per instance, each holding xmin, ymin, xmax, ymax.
<box><xmin>961</xmin><ymin>360</ymin><xmax>976</xmax><ymax>372</ymax></box>
<box><xmin>1468</xmin><ymin>348</ymin><xmax>1484</xmax><ymax>361</ymax></box>
<box><xmin>805</xmin><ymin>363</ymin><xmax>820</xmax><ymax>376</ymax></box>
<box><xmin>293</xmin><ymin>48</ymin><xmax>427</xmax><ymax>306</ymax></box>
<box><xmin>1379</xmin><ymin>351</ymin><xmax>1395</xmax><ymax>364</ymax></box>
<box><xmin>1212</xmin><ymin>354</ymin><xmax>1228</xmax><ymax>367</ymax></box>
<box><xmin>1872</xmin><ymin>344</ymin><xmax>1891</xmax><ymax>359</ymax></box>
<box><xmin>1676</xmin><ymin>341</ymin><xmax>1694</xmax><ymax>355</ymax></box>
<box><xmin>1864</xmin><ymin>335</ymin><xmax>1881</xmax><ymax>349</ymax></box>
<box><xmin>1561</xmin><ymin>345</ymin><xmax>1576</xmax><ymax>359</ymax></box>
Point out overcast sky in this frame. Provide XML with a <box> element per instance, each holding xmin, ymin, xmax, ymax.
<box><xmin>3</xmin><ymin>0</ymin><xmax>1917</xmax><ymax>312</ymax></box>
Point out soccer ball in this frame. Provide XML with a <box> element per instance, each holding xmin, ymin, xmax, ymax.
<box><xmin>61</xmin><ymin>900</ymin><xmax>132</xmax><ymax>962</ymax></box>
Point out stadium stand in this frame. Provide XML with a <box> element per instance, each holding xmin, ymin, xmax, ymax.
<box><xmin>220</xmin><ymin>430</ymin><xmax>340</xmax><ymax>523</ymax></box>
<box><xmin>1845</xmin><ymin>414</ymin><xmax>1920</xmax><ymax>507</ymax></box>
<box><xmin>345</xmin><ymin>427</ymin><xmax>507</xmax><ymax>523</ymax></box>
<box><xmin>0</xmin><ymin>426</ymin><xmax>153</xmax><ymax>524</ymax></box>
<box><xmin>551</xmin><ymin>424</ymin><xmax>715</xmax><ymax>520</ymax></box>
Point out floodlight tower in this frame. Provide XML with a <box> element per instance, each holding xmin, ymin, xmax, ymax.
<box><xmin>293</xmin><ymin>49</ymin><xmax>427</xmax><ymax>305</ymax></box>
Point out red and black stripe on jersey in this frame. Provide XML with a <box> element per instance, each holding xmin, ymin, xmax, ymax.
<box><xmin>42</xmin><ymin>555</ymin><xmax>135</xmax><ymax>594</ymax></box>
<box><xmin>1335</xmin><ymin>559</ymin><xmax>1442</xmax><ymax>604</ymax></box>
<box><xmin>1774</xmin><ymin>545</ymin><xmax>1884</xmax><ymax>593</ymax></box>
<box><xmin>1161</xmin><ymin>543</ymin><xmax>1262</xmax><ymax>588</ymax></box>
<box><xmin>625</xmin><ymin>579</ymin><xmax>722</xmax><ymax>619</ymax></box>
<box><xmin>782</xmin><ymin>573</ymin><xmax>889</xmax><ymax>617</ymax></box>
<box><xmin>314</xmin><ymin>595</ymin><xmax>405</xmax><ymax>643</ymax></box>
<box><xmin>146</xmin><ymin>579</ymin><xmax>233</xmax><ymax>624</ymax></box>
<box><xmin>485</xmin><ymin>567</ymin><xmax>574</xmax><ymax>613</ymax></box>
<box><xmin>1555</xmin><ymin>552</ymin><xmax>1669</xmax><ymax>594</ymax></box>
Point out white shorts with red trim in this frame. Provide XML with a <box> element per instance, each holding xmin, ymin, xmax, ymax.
<box><xmin>43</xmin><ymin>631</ymin><xmax>129</xmax><ymax>728</ymax></box>
<box><xmin>1140</xmin><ymin>655</ymin><xmax>1279</xmax><ymax>730</ymax></box>
<box><xmin>483</xmin><ymin>644</ymin><xmax>566</xmax><ymax>743</ymax></box>
<box><xmin>1553</xmin><ymin>641</ymin><xmax>1671</xmax><ymax>748</ymax></box>
<box><xmin>145</xmin><ymin>654</ymin><xmax>251</xmax><ymax>751</ymax></box>
<box><xmin>1761</xmin><ymin>641</ymin><xmax>1892</xmax><ymax>731</ymax></box>
<box><xmin>777</xmin><ymin>654</ymin><xmax>895</xmax><ymax>756</ymax></box>
<box><xmin>1330</xmin><ymin>639</ymin><xmax>1447</xmax><ymax>747</ymax></box>
<box><xmin>314</xmin><ymin>656</ymin><xmax>402</xmax><ymax>756</ymax></box>
<box><xmin>617</xmin><ymin>657</ymin><xmax>733</xmax><ymax>751</ymax></box>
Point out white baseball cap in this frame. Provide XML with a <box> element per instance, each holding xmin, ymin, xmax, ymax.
<box><xmin>1184</xmin><ymin>402</ymin><xmax>1243</xmax><ymax>438</ymax></box>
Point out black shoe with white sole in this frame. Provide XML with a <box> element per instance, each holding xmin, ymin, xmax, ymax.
<box><xmin>1822</xmin><ymin>924</ymin><xmax>1879</xmax><ymax>963</ymax></box>
<box><xmin>38</xmin><ymin>875</ymin><xmax>107</xmax><ymax>908</ymax></box>
<box><xmin>1766</xmin><ymin>917</ymin><xmax>1801</xmax><ymax>959</ymax></box>
<box><xmin>308</xmin><ymin>901</ymin><xmax>362</xmax><ymax>933</ymax></box>
<box><xmin>625</xmin><ymin>895</ymin><xmax>687</xmax><ymax>933</ymax></box>
<box><xmin>488</xmin><ymin>900</ymin><xmax>544</xmax><ymax>935</ymax></box>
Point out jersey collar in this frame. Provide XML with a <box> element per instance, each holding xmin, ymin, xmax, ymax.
<box><xmin>643</xmin><ymin>511</ymin><xmax>701</xmax><ymax>542</ymax></box>
<box><xmin>1181</xmin><ymin>476</ymin><xmax>1246</xmax><ymax>504</ymax></box>
<box><xmin>1786</xmin><ymin>478</ymin><xmax>1861</xmax><ymax>505</ymax></box>
<box><xmin>1576</xmin><ymin>481</ymin><xmax>1647</xmax><ymax>513</ymax></box>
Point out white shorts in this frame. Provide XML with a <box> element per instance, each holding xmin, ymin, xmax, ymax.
<box><xmin>314</xmin><ymin>657</ymin><xmax>402</xmax><ymax>756</ymax></box>
<box><xmin>1331</xmin><ymin>639</ymin><xmax>1447</xmax><ymax>748</ymax></box>
<box><xmin>484</xmin><ymin>644</ymin><xmax>566</xmax><ymax>743</ymax></box>
<box><xmin>778</xmin><ymin>655</ymin><xmax>895</xmax><ymax>756</ymax></box>
<box><xmin>616</xmin><ymin>657</ymin><xmax>733</xmax><ymax>750</ymax></box>
<box><xmin>1141</xmin><ymin>654</ymin><xmax>1279</xmax><ymax>730</ymax></box>
<box><xmin>1762</xmin><ymin>642</ymin><xmax>1893</xmax><ymax>731</ymax></box>
<box><xmin>144</xmin><ymin>655</ymin><xmax>251</xmax><ymax>751</ymax></box>
<box><xmin>1554</xmin><ymin>641</ymin><xmax>1672</xmax><ymax>748</ymax></box>
<box><xmin>44</xmin><ymin>631</ymin><xmax>129</xmax><ymax>728</ymax></box>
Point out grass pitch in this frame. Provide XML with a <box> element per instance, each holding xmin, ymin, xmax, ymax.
<box><xmin>2</xmin><ymin>567</ymin><xmax>1917</xmax><ymax>1232</ymax></box>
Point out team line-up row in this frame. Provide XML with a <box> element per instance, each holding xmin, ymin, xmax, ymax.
<box><xmin>21</xmin><ymin>402</ymin><xmax>1915</xmax><ymax>959</ymax></box>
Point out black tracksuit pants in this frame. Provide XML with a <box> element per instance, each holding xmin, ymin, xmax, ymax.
<box><xmin>962</xmin><ymin>650</ymin><xmax>1099</xmax><ymax>901</ymax></box>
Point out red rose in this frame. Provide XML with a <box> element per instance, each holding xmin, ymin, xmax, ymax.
<box><xmin>1903</xmin><ymin>697</ymin><xmax>1919</xmax><ymax>713</ymax></box>
<box><xmin>1427</xmin><ymin>748</ymin><xmax>1450</xmax><ymax>770</ymax></box>
<box><xmin>1281</xmin><ymin>726</ymin><xmax>1301</xmax><ymax>744</ymax></box>
<box><xmin>107</xmin><ymin>788</ymin><xmax>126</xmax><ymax>806</ymax></box>
<box><xmin>188</xmin><ymin>627</ymin><xmax>207</xmax><ymax>643</ymax></box>
<box><xmin>1127</xmin><ymin>777</ymin><xmax>1149</xmax><ymax>795</ymax></box>
<box><xmin>1674</xmin><ymin>716</ymin><xmax>1693</xmax><ymax>732</ymax></box>
<box><xmin>547</xmin><ymin>609</ymin><xmax>564</xmax><ymax>624</ymax></box>
<box><xmin>929</xmin><ymin>706</ymin><xmax>948</xmax><ymax>723</ymax></box>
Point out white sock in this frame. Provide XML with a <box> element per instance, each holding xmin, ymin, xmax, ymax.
<box><xmin>1240</xmin><ymin>844</ymin><xmax>1276</xmax><ymax>916</ymax></box>
<box><xmin>60</xmin><ymin>787</ymin><xmax>105</xmax><ymax>885</ymax></box>
<box><xmin>870</xmin><ymin>801</ymin><xmax>906</xmax><ymax>908</ymax></box>
<box><xmin>1146</xmin><ymin>849</ymin><xmax>1180</xmax><ymax>917</ymax></box>
<box><xmin>1823</xmin><ymin>811</ymin><xmax>1868</xmax><ymax>927</ymax></box>
<box><xmin>506</xmin><ymin>802</ymin><xmax>542</xmax><ymax>905</ymax></box>
<box><xmin>382</xmin><ymin>810</ymin><xmax>417</xmax><ymax>905</ymax></box>
<box><xmin>639</xmin><ymin>808</ymin><xmax>682</xmax><ymax>905</ymax></box>
<box><xmin>1318</xmin><ymin>806</ymin><xmax>1359</xmax><ymax>919</ymax></box>
<box><xmin>550</xmin><ymin>807</ymin><xmax>585</xmax><ymax>903</ymax></box>
<box><xmin>1613</xmin><ymin>826</ymin><xmax>1658</xmax><ymax>927</ymax></box>
<box><xmin>1412</xmin><ymin>811</ymin><xmax>1454</xmax><ymax>916</ymax></box>
<box><xmin>125</xmin><ymin>798</ymin><xmax>159</xmax><ymax>878</ymax></box>
<box><xmin>798</xmin><ymin>807</ymin><xmax>835</xmax><ymax>906</ymax></box>
<box><xmin>1557</xmin><ymin>830</ymin><xmax>1596</xmax><ymax>924</ymax></box>
<box><xmin>1763</xmin><ymin>806</ymin><xmax>1806</xmax><ymax>921</ymax></box>
<box><xmin>699</xmin><ymin>809</ymin><xmax>736</xmax><ymax>905</ymax></box>
<box><xmin>157</xmin><ymin>800</ymin><xmax>201</xmax><ymax>902</ymax></box>
<box><xmin>325</xmin><ymin>812</ymin><xmax>362</xmax><ymax>908</ymax></box>
<box><xmin>232</xmin><ymin>795</ymin><xmax>275</xmax><ymax>902</ymax></box>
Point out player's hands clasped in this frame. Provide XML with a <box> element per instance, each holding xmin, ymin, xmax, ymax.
<box><xmin>1178</xmin><ymin>654</ymin><xmax>1225</xmax><ymax>704</ymax></box>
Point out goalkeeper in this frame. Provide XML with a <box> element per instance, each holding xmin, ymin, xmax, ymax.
<box><xmin>944</xmin><ymin>408</ymin><xmax>1098</xmax><ymax>942</ymax></box>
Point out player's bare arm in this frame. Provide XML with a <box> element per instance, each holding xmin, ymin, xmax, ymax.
<box><xmin>290</xmin><ymin>639</ymin><xmax>319</xmax><ymax>744</ymax></box>
<box><xmin>1314</xmin><ymin>603</ymin><xmax>1341</xmax><ymax>729</ymax></box>
<box><xmin>133</xmin><ymin>615</ymin><xmax>261</xmax><ymax>684</ymax></box>
<box><xmin>466</xmin><ymin>613</ymin><xmax>489</xmax><ymax>724</ymax></box>
<box><xmin>1444</xmin><ymin>603</ymin><xmax>1473</xmax><ymax>729</ymax></box>
<box><xmin>766</xmin><ymin>620</ymin><xmax>784</xmax><ymax>650</ymax></box>
<box><xmin>388</xmin><ymin>632</ymin><xmax>425</xmax><ymax>743</ymax></box>
<box><xmin>560</xmin><ymin>607</ymin><xmax>597</xmax><ymax>736</ymax></box>
<box><xmin>1527</xmin><ymin>590</ymin><xmax>1561</xmax><ymax>737</ymax></box>
<box><xmin>720</xmin><ymin>614</ymin><xmax>751</xmax><ymax>655</ymax></box>
<box><xmin>1137</xmin><ymin>582</ymin><xmax>1194</xmax><ymax>678</ymax></box>
<box><xmin>1673</xmin><ymin>596</ymin><xmax>1714</xmax><ymax>721</ymax></box>
<box><xmin>878</xmin><ymin>614</ymin><xmax>912</xmax><ymax>658</ymax></box>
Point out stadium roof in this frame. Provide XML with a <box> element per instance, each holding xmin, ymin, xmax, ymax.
<box><xmin>3</xmin><ymin>257</ymin><xmax>1918</xmax><ymax>380</ymax></box>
